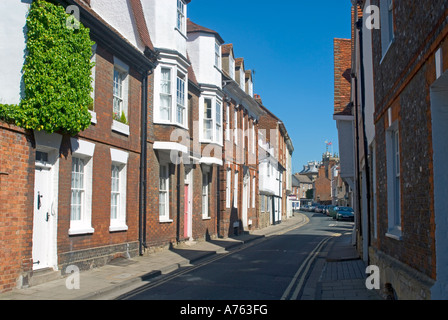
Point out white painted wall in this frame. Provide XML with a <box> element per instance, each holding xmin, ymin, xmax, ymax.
<box><xmin>187</xmin><ymin>33</ymin><xmax>222</xmax><ymax>88</ymax></box>
<box><xmin>363</xmin><ymin>0</ymin><xmax>376</xmax><ymax>145</ymax></box>
<box><xmin>0</xmin><ymin>0</ymin><xmax>31</xmax><ymax>105</ymax></box>
<box><xmin>141</xmin><ymin>0</ymin><xmax>187</xmax><ymax>56</ymax></box>
<box><xmin>334</xmin><ymin>117</ymin><xmax>355</xmax><ymax>188</ymax></box>
<box><xmin>91</xmin><ymin>0</ymin><xmax>144</xmax><ymax>52</ymax></box>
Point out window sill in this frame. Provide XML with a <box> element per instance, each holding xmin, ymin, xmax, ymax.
<box><xmin>380</xmin><ymin>37</ymin><xmax>395</xmax><ymax>65</ymax></box>
<box><xmin>159</xmin><ymin>218</ymin><xmax>173</xmax><ymax>224</ymax></box>
<box><xmin>385</xmin><ymin>228</ymin><xmax>402</xmax><ymax>241</ymax></box>
<box><xmin>202</xmin><ymin>216</ymin><xmax>211</xmax><ymax>221</ymax></box>
<box><xmin>109</xmin><ymin>224</ymin><xmax>128</xmax><ymax>232</ymax></box>
<box><xmin>112</xmin><ymin>120</ymin><xmax>130</xmax><ymax>136</ymax></box>
<box><xmin>69</xmin><ymin>227</ymin><xmax>95</xmax><ymax>236</ymax></box>
<box><xmin>89</xmin><ymin>110</ymin><xmax>97</xmax><ymax>124</ymax></box>
<box><xmin>175</xmin><ymin>27</ymin><xmax>188</xmax><ymax>40</ymax></box>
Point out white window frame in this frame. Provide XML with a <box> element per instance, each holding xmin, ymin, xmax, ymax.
<box><xmin>200</xmin><ymin>95</ymin><xmax>223</xmax><ymax>144</ymax></box>
<box><xmin>69</xmin><ymin>139</ymin><xmax>95</xmax><ymax>235</ymax></box>
<box><xmin>176</xmin><ymin>73</ymin><xmax>186</xmax><ymax>126</ymax></box>
<box><xmin>109</xmin><ymin>149</ymin><xmax>129</xmax><ymax>232</ymax></box>
<box><xmin>226</xmin><ymin>168</ymin><xmax>231</xmax><ymax>208</ymax></box>
<box><xmin>176</xmin><ymin>0</ymin><xmax>186</xmax><ymax>35</ymax></box>
<box><xmin>252</xmin><ymin>175</ymin><xmax>256</xmax><ymax>208</ymax></box>
<box><xmin>234</xmin><ymin>108</ymin><xmax>238</xmax><ymax>145</ymax></box>
<box><xmin>89</xmin><ymin>44</ymin><xmax>97</xmax><ymax>123</ymax></box>
<box><xmin>380</xmin><ymin>0</ymin><xmax>394</xmax><ymax>59</ymax></box>
<box><xmin>386</xmin><ymin>121</ymin><xmax>401</xmax><ymax>240</ymax></box>
<box><xmin>216</xmin><ymin>100</ymin><xmax>222</xmax><ymax>142</ymax></box>
<box><xmin>155</xmin><ymin>65</ymin><xmax>188</xmax><ymax>128</ymax></box>
<box><xmin>226</xmin><ymin>105</ymin><xmax>230</xmax><ymax>141</ymax></box>
<box><xmin>112</xmin><ymin>57</ymin><xmax>130</xmax><ymax>135</ymax></box>
<box><xmin>215</xmin><ymin>41</ymin><xmax>221</xmax><ymax>69</ymax></box>
<box><xmin>202</xmin><ymin>171</ymin><xmax>210</xmax><ymax>219</ymax></box>
<box><xmin>229</xmin><ymin>54</ymin><xmax>235</xmax><ymax>80</ymax></box>
<box><xmin>159</xmin><ymin>164</ymin><xmax>171</xmax><ymax>222</ymax></box>
<box><xmin>234</xmin><ymin>170</ymin><xmax>238</xmax><ymax>208</ymax></box>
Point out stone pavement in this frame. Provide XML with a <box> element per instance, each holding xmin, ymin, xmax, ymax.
<box><xmin>0</xmin><ymin>212</ymin><xmax>383</xmax><ymax>300</ymax></box>
<box><xmin>316</xmin><ymin>233</ymin><xmax>384</xmax><ymax>300</ymax></box>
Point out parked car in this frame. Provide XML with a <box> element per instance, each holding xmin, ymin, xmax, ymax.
<box><xmin>316</xmin><ymin>205</ymin><xmax>326</xmax><ymax>213</ymax></box>
<box><xmin>326</xmin><ymin>205</ymin><xmax>335</xmax><ymax>216</ymax></box>
<box><xmin>335</xmin><ymin>207</ymin><xmax>355</xmax><ymax>221</ymax></box>
<box><xmin>301</xmin><ymin>205</ymin><xmax>309</xmax><ymax>212</ymax></box>
<box><xmin>329</xmin><ymin>206</ymin><xmax>339</xmax><ymax>219</ymax></box>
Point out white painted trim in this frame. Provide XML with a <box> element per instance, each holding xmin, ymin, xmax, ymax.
<box><xmin>110</xmin><ymin>148</ymin><xmax>129</xmax><ymax>165</ymax></box>
<box><xmin>71</xmin><ymin>138</ymin><xmax>95</xmax><ymax>158</ymax></box>
<box><xmin>200</xmin><ymin>157</ymin><xmax>223</xmax><ymax>166</ymax></box>
<box><xmin>154</xmin><ymin>141</ymin><xmax>188</xmax><ymax>154</ymax></box>
<box><xmin>89</xmin><ymin>110</ymin><xmax>97</xmax><ymax>124</ymax></box>
<box><xmin>34</xmin><ymin>131</ymin><xmax>63</xmax><ymax>151</ymax></box>
<box><xmin>114</xmin><ymin>56</ymin><xmax>130</xmax><ymax>73</ymax></box>
<box><xmin>436</xmin><ymin>47</ymin><xmax>443</xmax><ymax>79</ymax></box>
<box><xmin>112</xmin><ymin>120</ymin><xmax>130</xmax><ymax>136</ymax></box>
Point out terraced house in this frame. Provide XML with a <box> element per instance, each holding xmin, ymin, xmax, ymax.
<box><xmin>0</xmin><ymin>0</ymin><xmax>294</xmax><ymax>294</ymax></box>
<box><xmin>336</xmin><ymin>0</ymin><xmax>448</xmax><ymax>299</ymax></box>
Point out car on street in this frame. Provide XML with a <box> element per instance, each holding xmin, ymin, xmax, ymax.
<box><xmin>325</xmin><ymin>205</ymin><xmax>335</xmax><ymax>216</ymax></box>
<box><xmin>335</xmin><ymin>207</ymin><xmax>355</xmax><ymax>221</ymax></box>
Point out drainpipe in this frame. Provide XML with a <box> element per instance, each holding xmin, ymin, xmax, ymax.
<box><xmin>139</xmin><ymin>70</ymin><xmax>149</xmax><ymax>256</ymax></box>
<box><xmin>356</xmin><ymin>15</ymin><xmax>372</xmax><ymax>263</ymax></box>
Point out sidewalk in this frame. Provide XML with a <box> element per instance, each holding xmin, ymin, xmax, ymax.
<box><xmin>0</xmin><ymin>213</ymin><xmax>383</xmax><ymax>300</ymax></box>
<box><xmin>316</xmin><ymin>233</ymin><xmax>384</xmax><ymax>300</ymax></box>
<box><xmin>0</xmin><ymin>214</ymin><xmax>308</xmax><ymax>301</ymax></box>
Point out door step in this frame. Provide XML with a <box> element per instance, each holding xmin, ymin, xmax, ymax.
<box><xmin>30</xmin><ymin>268</ymin><xmax>62</xmax><ymax>287</ymax></box>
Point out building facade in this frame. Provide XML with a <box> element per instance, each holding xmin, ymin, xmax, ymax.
<box><xmin>0</xmin><ymin>0</ymin><xmax>158</xmax><ymax>291</ymax></box>
<box><xmin>336</xmin><ymin>0</ymin><xmax>448</xmax><ymax>299</ymax></box>
<box><xmin>0</xmin><ymin>0</ymin><xmax>295</xmax><ymax>293</ymax></box>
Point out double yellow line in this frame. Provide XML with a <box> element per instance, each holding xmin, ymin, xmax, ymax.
<box><xmin>281</xmin><ymin>236</ymin><xmax>332</xmax><ymax>300</ymax></box>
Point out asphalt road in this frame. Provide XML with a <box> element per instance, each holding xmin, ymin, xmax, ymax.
<box><xmin>117</xmin><ymin>211</ymin><xmax>353</xmax><ymax>301</ymax></box>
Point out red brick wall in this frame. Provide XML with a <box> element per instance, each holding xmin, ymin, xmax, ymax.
<box><xmin>333</xmin><ymin>38</ymin><xmax>352</xmax><ymax>115</ymax></box>
<box><xmin>57</xmin><ymin>42</ymin><xmax>144</xmax><ymax>269</ymax></box>
<box><xmin>0</xmin><ymin>124</ymin><xmax>34</xmax><ymax>293</ymax></box>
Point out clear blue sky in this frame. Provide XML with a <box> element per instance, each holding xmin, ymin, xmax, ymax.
<box><xmin>188</xmin><ymin>0</ymin><xmax>352</xmax><ymax>173</ymax></box>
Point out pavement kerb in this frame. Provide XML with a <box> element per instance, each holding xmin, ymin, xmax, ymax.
<box><xmin>0</xmin><ymin>213</ymin><xmax>309</xmax><ymax>301</ymax></box>
<box><xmin>80</xmin><ymin>213</ymin><xmax>309</xmax><ymax>300</ymax></box>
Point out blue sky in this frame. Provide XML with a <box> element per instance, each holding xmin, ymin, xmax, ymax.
<box><xmin>188</xmin><ymin>0</ymin><xmax>352</xmax><ymax>173</ymax></box>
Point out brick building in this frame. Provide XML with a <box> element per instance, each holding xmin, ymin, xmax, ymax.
<box><xmin>0</xmin><ymin>0</ymin><xmax>295</xmax><ymax>294</ymax></box>
<box><xmin>336</xmin><ymin>0</ymin><xmax>448</xmax><ymax>299</ymax></box>
<box><xmin>0</xmin><ymin>0</ymin><xmax>158</xmax><ymax>292</ymax></box>
<box><xmin>218</xmin><ymin>45</ymin><xmax>265</xmax><ymax>237</ymax></box>
<box><xmin>256</xmin><ymin>96</ymin><xmax>294</xmax><ymax>227</ymax></box>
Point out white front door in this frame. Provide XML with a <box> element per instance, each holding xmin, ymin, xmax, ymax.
<box><xmin>32</xmin><ymin>152</ymin><xmax>54</xmax><ymax>270</ymax></box>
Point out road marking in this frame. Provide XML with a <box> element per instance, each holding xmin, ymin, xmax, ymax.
<box><xmin>281</xmin><ymin>236</ymin><xmax>332</xmax><ymax>300</ymax></box>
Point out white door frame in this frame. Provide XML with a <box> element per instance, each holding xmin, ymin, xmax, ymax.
<box><xmin>184</xmin><ymin>165</ymin><xmax>193</xmax><ymax>240</ymax></box>
<box><xmin>32</xmin><ymin>131</ymin><xmax>61</xmax><ymax>271</ymax></box>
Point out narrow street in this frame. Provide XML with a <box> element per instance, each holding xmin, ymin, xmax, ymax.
<box><xmin>116</xmin><ymin>211</ymin><xmax>352</xmax><ymax>301</ymax></box>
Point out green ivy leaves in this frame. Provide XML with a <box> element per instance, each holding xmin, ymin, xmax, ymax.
<box><xmin>0</xmin><ymin>0</ymin><xmax>95</xmax><ymax>135</ymax></box>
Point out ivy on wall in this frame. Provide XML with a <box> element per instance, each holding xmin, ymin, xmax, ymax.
<box><xmin>0</xmin><ymin>0</ymin><xmax>95</xmax><ymax>135</ymax></box>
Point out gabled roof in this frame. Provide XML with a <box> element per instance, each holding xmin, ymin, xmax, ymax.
<box><xmin>235</xmin><ymin>58</ymin><xmax>244</xmax><ymax>70</ymax></box>
<box><xmin>222</xmin><ymin>44</ymin><xmax>235</xmax><ymax>57</ymax></box>
<box><xmin>187</xmin><ymin>19</ymin><xmax>224</xmax><ymax>44</ymax></box>
<box><xmin>129</xmin><ymin>0</ymin><xmax>154</xmax><ymax>51</ymax></box>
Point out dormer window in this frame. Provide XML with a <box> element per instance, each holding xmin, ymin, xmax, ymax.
<box><xmin>177</xmin><ymin>0</ymin><xmax>186</xmax><ymax>34</ymax></box>
<box><xmin>229</xmin><ymin>54</ymin><xmax>235</xmax><ymax>80</ymax></box>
